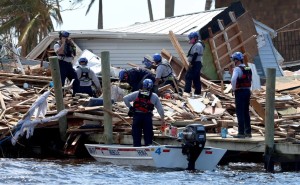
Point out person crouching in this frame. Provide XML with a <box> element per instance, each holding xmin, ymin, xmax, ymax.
<box><xmin>75</xmin><ymin>57</ymin><xmax>102</xmax><ymax>97</ymax></box>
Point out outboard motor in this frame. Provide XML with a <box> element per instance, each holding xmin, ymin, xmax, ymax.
<box><xmin>181</xmin><ymin>123</ymin><xmax>206</xmax><ymax>170</ymax></box>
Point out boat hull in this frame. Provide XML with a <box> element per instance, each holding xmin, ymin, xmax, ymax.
<box><xmin>85</xmin><ymin>144</ymin><xmax>226</xmax><ymax>170</ymax></box>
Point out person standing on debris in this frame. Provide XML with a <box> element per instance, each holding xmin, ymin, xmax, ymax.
<box><xmin>184</xmin><ymin>32</ymin><xmax>204</xmax><ymax>96</ymax></box>
<box><xmin>231</xmin><ymin>51</ymin><xmax>252</xmax><ymax>138</ymax></box>
<box><xmin>152</xmin><ymin>53</ymin><xmax>177</xmax><ymax>93</ymax></box>
<box><xmin>75</xmin><ymin>57</ymin><xmax>102</xmax><ymax>97</ymax></box>
<box><xmin>53</xmin><ymin>30</ymin><xmax>80</xmax><ymax>96</ymax></box>
<box><xmin>123</xmin><ymin>79</ymin><xmax>165</xmax><ymax>147</ymax></box>
<box><xmin>119</xmin><ymin>68</ymin><xmax>155</xmax><ymax>92</ymax></box>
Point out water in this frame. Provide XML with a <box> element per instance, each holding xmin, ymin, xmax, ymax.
<box><xmin>0</xmin><ymin>158</ymin><xmax>299</xmax><ymax>185</ymax></box>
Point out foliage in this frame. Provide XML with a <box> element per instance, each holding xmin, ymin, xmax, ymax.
<box><xmin>0</xmin><ymin>0</ymin><xmax>64</xmax><ymax>56</ymax></box>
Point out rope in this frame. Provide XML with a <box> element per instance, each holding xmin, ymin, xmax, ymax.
<box><xmin>276</xmin><ymin>17</ymin><xmax>300</xmax><ymax>32</ymax></box>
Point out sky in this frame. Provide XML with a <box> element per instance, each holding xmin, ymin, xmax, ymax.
<box><xmin>55</xmin><ymin>0</ymin><xmax>212</xmax><ymax>31</ymax></box>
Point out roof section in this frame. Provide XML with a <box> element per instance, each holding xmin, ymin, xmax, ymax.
<box><xmin>106</xmin><ymin>8</ymin><xmax>225</xmax><ymax>36</ymax></box>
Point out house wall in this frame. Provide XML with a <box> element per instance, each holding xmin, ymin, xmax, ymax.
<box><xmin>215</xmin><ymin>0</ymin><xmax>300</xmax><ymax>30</ymax></box>
<box><xmin>74</xmin><ymin>38</ymin><xmax>190</xmax><ymax>69</ymax></box>
<box><xmin>215</xmin><ymin>0</ymin><xmax>300</xmax><ymax>63</ymax></box>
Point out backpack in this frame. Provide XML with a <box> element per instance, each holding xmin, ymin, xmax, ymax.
<box><xmin>236</xmin><ymin>66</ymin><xmax>252</xmax><ymax>88</ymax></box>
<box><xmin>78</xmin><ymin>66</ymin><xmax>91</xmax><ymax>82</ymax></box>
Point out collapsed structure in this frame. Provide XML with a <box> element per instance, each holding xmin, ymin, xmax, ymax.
<box><xmin>0</xmin><ymin>2</ymin><xmax>300</xmax><ymax>160</ymax></box>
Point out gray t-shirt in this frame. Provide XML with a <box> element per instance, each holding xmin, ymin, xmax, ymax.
<box><xmin>155</xmin><ymin>60</ymin><xmax>173</xmax><ymax>81</ymax></box>
<box><xmin>187</xmin><ymin>41</ymin><xmax>204</xmax><ymax>63</ymax></box>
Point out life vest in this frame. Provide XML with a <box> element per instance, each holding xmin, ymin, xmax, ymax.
<box><xmin>133</xmin><ymin>90</ymin><xmax>154</xmax><ymax>113</ymax></box>
<box><xmin>56</xmin><ymin>41</ymin><xmax>76</xmax><ymax>58</ymax></box>
<box><xmin>236</xmin><ymin>66</ymin><xmax>252</xmax><ymax>89</ymax></box>
<box><xmin>78</xmin><ymin>66</ymin><xmax>91</xmax><ymax>82</ymax></box>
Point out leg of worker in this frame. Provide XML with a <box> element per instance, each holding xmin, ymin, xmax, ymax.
<box><xmin>58</xmin><ymin>60</ymin><xmax>67</xmax><ymax>86</ymax></box>
<box><xmin>235</xmin><ymin>90</ymin><xmax>245</xmax><ymax>135</ymax></box>
<box><xmin>132</xmin><ymin>114</ymin><xmax>143</xmax><ymax>147</ymax></box>
<box><xmin>65</xmin><ymin>62</ymin><xmax>80</xmax><ymax>95</ymax></box>
<box><xmin>193</xmin><ymin>62</ymin><xmax>202</xmax><ymax>95</ymax></box>
<box><xmin>184</xmin><ymin>69</ymin><xmax>193</xmax><ymax>93</ymax></box>
<box><xmin>143</xmin><ymin>114</ymin><xmax>153</xmax><ymax>146</ymax></box>
<box><xmin>244</xmin><ymin>89</ymin><xmax>252</xmax><ymax>135</ymax></box>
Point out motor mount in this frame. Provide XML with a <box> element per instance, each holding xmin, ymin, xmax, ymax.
<box><xmin>180</xmin><ymin>123</ymin><xmax>206</xmax><ymax>171</ymax></box>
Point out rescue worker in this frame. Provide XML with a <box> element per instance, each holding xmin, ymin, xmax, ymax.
<box><xmin>75</xmin><ymin>57</ymin><xmax>102</xmax><ymax>97</ymax></box>
<box><xmin>119</xmin><ymin>68</ymin><xmax>155</xmax><ymax>92</ymax></box>
<box><xmin>123</xmin><ymin>79</ymin><xmax>165</xmax><ymax>147</ymax></box>
<box><xmin>152</xmin><ymin>53</ymin><xmax>177</xmax><ymax>93</ymax></box>
<box><xmin>230</xmin><ymin>52</ymin><xmax>252</xmax><ymax>138</ymax></box>
<box><xmin>53</xmin><ymin>30</ymin><xmax>80</xmax><ymax>96</ymax></box>
<box><xmin>184</xmin><ymin>31</ymin><xmax>204</xmax><ymax>96</ymax></box>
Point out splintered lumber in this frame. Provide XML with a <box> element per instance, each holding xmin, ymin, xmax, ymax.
<box><xmin>162</xmin><ymin>101</ymin><xmax>185</xmax><ymax>113</ymax></box>
<box><xmin>168</xmin><ymin>31</ymin><xmax>189</xmax><ymax>70</ymax></box>
<box><xmin>252</xmin><ymin>125</ymin><xmax>300</xmax><ymax>140</ymax></box>
<box><xmin>0</xmin><ymin>91</ymin><xmax>6</xmax><ymax>110</ymax></box>
<box><xmin>250</xmin><ymin>99</ymin><xmax>265</xmax><ymax>121</ymax></box>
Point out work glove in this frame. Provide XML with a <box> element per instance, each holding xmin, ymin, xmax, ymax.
<box><xmin>128</xmin><ymin>106</ymin><xmax>135</xmax><ymax>117</ymax></box>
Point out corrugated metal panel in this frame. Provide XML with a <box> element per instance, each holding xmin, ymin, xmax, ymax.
<box><xmin>75</xmin><ymin>38</ymin><xmax>190</xmax><ymax>68</ymax></box>
<box><xmin>258</xmin><ymin>34</ymin><xmax>283</xmax><ymax>77</ymax></box>
<box><xmin>106</xmin><ymin>9</ymin><xmax>225</xmax><ymax>35</ymax></box>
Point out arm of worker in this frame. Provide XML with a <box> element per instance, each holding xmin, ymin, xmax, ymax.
<box><xmin>54</xmin><ymin>37</ymin><xmax>66</xmax><ymax>55</ymax></box>
<box><xmin>90</xmin><ymin>70</ymin><xmax>102</xmax><ymax>91</ymax></box>
<box><xmin>230</xmin><ymin>67</ymin><xmax>240</xmax><ymax>92</ymax></box>
<box><xmin>123</xmin><ymin>91</ymin><xmax>139</xmax><ymax>108</ymax></box>
<box><xmin>150</xmin><ymin>93</ymin><xmax>165</xmax><ymax>121</ymax></box>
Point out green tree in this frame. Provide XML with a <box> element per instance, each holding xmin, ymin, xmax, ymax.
<box><xmin>0</xmin><ymin>0</ymin><xmax>63</xmax><ymax>56</ymax></box>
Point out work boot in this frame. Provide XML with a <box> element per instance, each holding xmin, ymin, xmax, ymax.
<box><xmin>233</xmin><ymin>134</ymin><xmax>245</xmax><ymax>138</ymax></box>
<box><xmin>245</xmin><ymin>133</ymin><xmax>252</xmax><ymax>138</ymax></box>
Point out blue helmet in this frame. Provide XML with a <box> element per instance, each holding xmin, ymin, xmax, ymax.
<box><xmin>143</xmin><ymin>79</ymin><xmax>153</xmax><ymax>89</ymax></box>
<box><xmin>231</xmin><ymin>52</ymin><xmax>244</xmax><ymax>61</ymax></box>
<box><xmin>78</xmin><ymin>57</ymin><xmax>88</xmax><ymax>65</ymax></box>
<box><xmin>153</xmin><ymin>53</ymin><xmax>162</xmax><ymax>63</ymax></box>
<box><xmin>119</xmin><ymin>69</ymin><xmax>128</xmax><ymax>82</ymax></box>
<box><xmin>59</xmin><ymin>30</ymin><xmax>70</xmax><ymax>38</ymax></box>
<box><xmin>188</xmin><ymin>32</ymin><xmax>199</xmax><ymax>40</ymax></box>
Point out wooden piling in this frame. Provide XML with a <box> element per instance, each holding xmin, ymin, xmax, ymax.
<box><xmin>264</xmin><ymin>68</ymin><xmax>276</xmax><ymax>172</ymax></box>
<box><xmin>101</xmin><ymin>51</ymin><xmax>113</xmax><ymax>144</ymax></box>
<box><xmin>49</xmin><ymin>56</ymin><xmax>67</xmax><ymax>142</ymax></box>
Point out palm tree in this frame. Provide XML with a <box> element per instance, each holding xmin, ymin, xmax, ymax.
<box><xmin>0</xmin><ymin>0</ymin><xmax>63</xmax><ymax>56</ymax></box>
<box><xmin>165</xmin><ymin>0</ymin><xmax>175</xmax><ymax>18</ymax></box>
<box><xmin>73</xmin><ymin>0</ymin><xmax>103</xmax><ymax>29</ymax></box>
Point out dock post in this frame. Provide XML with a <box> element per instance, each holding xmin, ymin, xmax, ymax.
<box><xmin>264</xmin><ymin>68</ymin><xmax>276</xmax><ymax>172</ymax></box>
<box><xmin>101</xmin><ymin>51</ymin><xmax>113</xmax><ymax>144</ymax></box>
<box><xmin>49</xmin><ymin>56</ymin><xmax>67</xmax><ymax>142</ymax></box>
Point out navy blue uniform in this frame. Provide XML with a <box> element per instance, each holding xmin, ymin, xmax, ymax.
<box><xmin>127</xmin><ymin>68</ymin><xmax>155</xmax><ymax>92</ymax></box>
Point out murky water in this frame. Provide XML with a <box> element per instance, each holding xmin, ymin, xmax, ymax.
<box><xmin>0</xmin><ymin>158</ymin><xmax>299</xmax><ymax>185</ymax></box>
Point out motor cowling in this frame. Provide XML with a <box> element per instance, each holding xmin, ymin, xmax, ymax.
<box><xmin>181</xmin><ymin>123</ymin><xmax>206</xmax><ymax>171</ymax></box>
<box><xmin>182</xmin><ymin>123</ymin><xmax>206</xmax><ymax>147</ymax></box>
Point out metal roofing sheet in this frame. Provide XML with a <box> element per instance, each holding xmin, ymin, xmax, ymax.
<box><xmin>106</xmin><ymin>8</ymin><xmax>225</xmax><ymax>36</ymax></box>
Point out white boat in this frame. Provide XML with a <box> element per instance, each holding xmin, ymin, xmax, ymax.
<box><xmin>85</xmin><ymin>144</ymin><xmax>226</xmax><ymax>170</ymax></box>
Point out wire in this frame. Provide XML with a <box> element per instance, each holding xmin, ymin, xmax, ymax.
<box><xmin>276</xmin><ymin>17</ymin><xmax>300</xmax><ymax>32</ymax></box>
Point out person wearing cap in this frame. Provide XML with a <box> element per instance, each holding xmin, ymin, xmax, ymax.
<box><xmin>123</xmin><ymin>79</ymin><xmax>165</xmax><ymax>147</ymax></box>
<box><xmin>53</xmin><ymin>30</ymin><xmax>80</xmax><ymax>96</ymax></box>
<box><xmin>75</xmin><ymin>57</ymin><xmax>102</xmax><ymax>97</ymax></box>
<box><xmin>119</xmin><ymin>68</ymin><xmax>155</xmax><ymax>92</ymax></box>
<box><xmin>230</xmin><ymin>51</ymin><xmax>252</xmax><ymax>138</ymax></box>
<box><xmin>184</xmin><ymin>31</ymin><xmax>204</xmax><ymax>96</ymax></box>
<box><xmin>152</xmin><ymin>53</ymin><xmax>177</xmax><ymax>93</ymax></box>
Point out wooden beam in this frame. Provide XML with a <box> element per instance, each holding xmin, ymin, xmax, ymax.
<box><xmin>168</xmin><ymin>31</ymin><xmax>189</xmax><ymax>70</ymax></box>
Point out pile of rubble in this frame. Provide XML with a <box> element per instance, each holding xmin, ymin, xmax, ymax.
<box><xmin>1</xmin><ymin>69</ymin><xmax>300</xmax><ymax>143</ymax></box>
